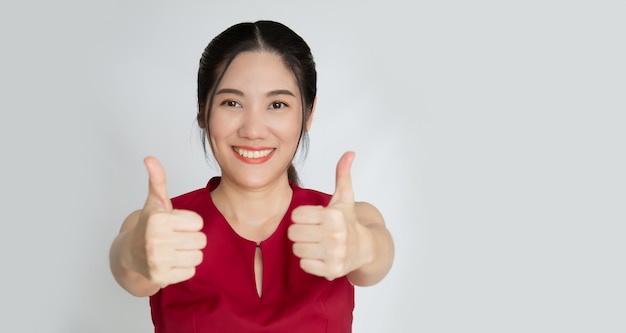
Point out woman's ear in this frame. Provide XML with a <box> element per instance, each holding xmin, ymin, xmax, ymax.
<box><xmin>197</xmin><ymin>104</ymin><xmax>206</xmax><ymax>128</ymax></box>
<box><xmin>305</xmin><ymin>97</ymin><xmax>316</xmax><ymax>132</ymax></box>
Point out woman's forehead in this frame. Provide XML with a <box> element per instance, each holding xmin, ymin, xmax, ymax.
<box><xmin>217</xmin><ymin>51</ymin><xmax>299</xmax><ymax>94</ymax></box>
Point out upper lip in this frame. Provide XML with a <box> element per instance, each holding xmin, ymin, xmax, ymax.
<box><xmin>233</xmin><ymin>145</ymin><xmax>275</xmax><ymax>151</ymax></box>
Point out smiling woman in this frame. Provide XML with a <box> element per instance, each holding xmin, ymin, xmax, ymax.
<box><xmin>108</xmin><ymin>20</ymin><xmax>394</xmax><ymax>333</ymax></box>
<box><xmin>207</xmin><ymin>51</ymin><xmax>305</xmax><ymax>189</ymax></box>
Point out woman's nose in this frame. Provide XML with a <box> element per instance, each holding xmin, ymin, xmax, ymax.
<box><xmin>238</xmin><ymin>107</ymin><xmax>269</xmax><ymax>140</ymax></box>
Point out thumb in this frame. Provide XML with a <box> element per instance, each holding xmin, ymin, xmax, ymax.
<box><xmin>143</xmin><ymin>156</ymin><xmax>173</xmax><ymax>211</ymax></box>
<box><xmin>329</xmin><ymin>151</ymin><xmax>355</xmax><ymax>206</ymax></box>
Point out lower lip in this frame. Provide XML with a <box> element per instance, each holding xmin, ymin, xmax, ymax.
<box><xmin>232</xmin><ymin>148</ymin><xmax>275</xmax><ymax>164</ymax></box>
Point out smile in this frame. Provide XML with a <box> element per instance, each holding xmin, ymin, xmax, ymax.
<box><xmin>232</xmin><ymin>146</ymin><xmax>276</xmax><ymax>163</ymax></box>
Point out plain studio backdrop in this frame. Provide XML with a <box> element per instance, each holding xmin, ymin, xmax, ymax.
<box><xmin>1</xmin><ymin>1</ymin><xmax>624</xmax><ymax>332</ymax></box>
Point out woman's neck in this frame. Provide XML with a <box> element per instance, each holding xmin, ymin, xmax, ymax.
<box><xmin>210</xmin><ymin>175</ymin><xmax>293</xmax><ymax>241</ymax></box>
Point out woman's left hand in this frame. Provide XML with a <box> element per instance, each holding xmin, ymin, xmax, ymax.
<box><xmin>288</xmin><ymin>151</ymin><xmax>374</xmax><ymax>281</ymax></box>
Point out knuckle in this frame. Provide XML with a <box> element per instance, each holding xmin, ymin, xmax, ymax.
<box><xmin>149</xmin><ymin>269</ymin><xmax>166</xmax><ymax>285</ymax></box>
<box><xmin>292</xmin><ymin>243</ymin><xmax>303</xmax><ymax>257</ymax></box>
<box><xmin>327</xmin><ymin>209</ymin><xmax>344</xmax><ymax>222</ymax></box>
<box><xmin>146</xmin><ymin>254</ymin><xmax>160</xmax><ymax>271</ymax></box>
<box><xmin>333</xmin><ymin>229</ymin><xmax>347</xmax><ymax>241</ymax></box>
<box><xmin>287</xmin><ymin>225</ymin><xmax>297</xmax><ymax>239</ymax></box>
<box><xmin>193</xmin><ymin>214</ymin><xmax>204</xmax><ymax>226</ymax></box>
<box><xmin>194</xmin><ymin>250</ymin><xmax>204</xmax><ymax>266</ymax></box>
<box><xmin>198</xmin><ymin>233</ymin><xmax>208</xmax><ymax>248</ymax></box>
<box><xmin>192</xmin><ymin>232</ymin><xmax>207</xmax><ymax>248</ymax></box>
<box><xmin>145</xmin><ymin>210</ymin><xmax>163</xmax><ymax>224</ymax></box>
<box><xmin>333</xmin><ymin>246</ymin><xmax>347</xmax><ymax>260</ymax></box>
<box><xmin>328</xmin><ymin>263</ymin><xmax>344</xmax><ymax>278</ymax></box>
<box><xmin>145</xmin><ymin>243</ymin><xmax>158</xmax><ymax>262</ymax></box>
<box><xmin>180</xmin><ymin>267</ymin><xmax>196</xmax><ymax>281</ymax></box>
<box><xmin>329</xmin><ymin>230</ymin><xmax>347</xmax><ymax>247</ymax></box>
<box><xmin>145</xmin><ymin>215</ymin><xmax>167</xmax><ymax>235</ymax></box>
<box><xmin>145</xmin><ymin>245</ymin><xmax>170</xmax><ymax>270</ymax></box>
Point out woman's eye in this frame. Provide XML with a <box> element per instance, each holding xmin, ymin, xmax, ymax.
<box><xmin>269</xmin><ymin>101</ymin><xmax>287</xmax><ymax>109</ymax></box>
<box><xmin>221</xmin><ymin>100</ymin><xmax>241</xmax><ymax>108</ymax></box>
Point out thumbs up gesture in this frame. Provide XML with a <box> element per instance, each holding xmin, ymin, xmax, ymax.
<box><xmin>126</xmin><ymin>157</ymin><xmax>207</xmax><ymax>288</ymax></box>
<box><xmin>288</xmin><ymin>151</ymin><xmax>373</xmax><ymax>281</ymax></box>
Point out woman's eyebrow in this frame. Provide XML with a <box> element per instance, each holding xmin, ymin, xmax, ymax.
<box><xmin>266</xmin><ymin>89</ymin><xmax>295</xmax><ymax>97</ymax></box>
<box><xmin>215</xmin><ymin>88</ymin><xmax>295</xmax><ymax>97</ymax></box>
<box><xmin>215</xmin><ymin>88</ymin><xmax>244</xmax><ymax>96</ymax></box>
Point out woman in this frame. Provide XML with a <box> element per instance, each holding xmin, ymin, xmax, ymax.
<box><xmin>109</xmin><ymin>20</ymin><xmax>394</xmax><ymax>332</ymax></box>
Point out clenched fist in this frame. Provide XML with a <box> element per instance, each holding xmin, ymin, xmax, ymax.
<box><xmin>126</xmin><ymin>157</ymin><xmax>207</xmax><ymax>288</ymax></box>
<box><xmin>288</xmin><ymin>151</ymin><xmax>372</xmax><ymax>281</ymax></box>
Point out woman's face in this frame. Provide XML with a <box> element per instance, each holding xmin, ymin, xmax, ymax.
<box><xmin>207</xmin><ymin>51</ymin><xmax>310</xmax><ymax>189</ymax></box>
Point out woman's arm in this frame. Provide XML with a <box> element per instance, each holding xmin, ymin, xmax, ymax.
<box><xmin>109</xmin><ymin>210</ymin><xmax>161</xmax><ymax>297</ymax></box>
<box><xmin>346</xmin><ymin>202</ymin><xmax>394</xmax><ymax>286</ymax></box>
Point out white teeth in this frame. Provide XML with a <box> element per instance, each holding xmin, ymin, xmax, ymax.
<box><xmin>234</xmin><ymin>147</ymin><xmax>274</xmax><ymax>159</ymax></box>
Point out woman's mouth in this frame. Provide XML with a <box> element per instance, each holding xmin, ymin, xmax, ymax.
<box><xmin>232</xmin><ymin>146</ymin><xmax>276</xmax><ymax>163</ymax></box>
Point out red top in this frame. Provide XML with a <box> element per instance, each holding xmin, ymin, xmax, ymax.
<box><xmin>150</xmin><ymin>178</ymin><xmax>354</xmax><ymax>333</ymax></box>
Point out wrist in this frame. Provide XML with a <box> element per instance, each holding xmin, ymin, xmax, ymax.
<box><xmin>118</xmin><ymin>229</ymin><xmax>139</xmax><ymax>274</ymax></box>
<box><xmin>355</xmin><ymin>221</ymin><xmax>376</xmax><ymax>268</ymax></box>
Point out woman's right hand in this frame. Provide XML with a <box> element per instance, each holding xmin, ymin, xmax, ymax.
<box><xmin>125</xmin><ymin>156</ymin><xmax>207</xmax><ymax>288</ymax></box>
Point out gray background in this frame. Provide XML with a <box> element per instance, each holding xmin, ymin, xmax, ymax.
<box><xmin>1</xmin><ymin>1</ymin><xmax>625</xmax><ymax>332</ymax></box>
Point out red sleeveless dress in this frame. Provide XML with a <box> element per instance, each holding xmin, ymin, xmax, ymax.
<box><xmin>150</xmin><ymin>178</ymin><xmax>354</xmax><ymax>332</ymax></box>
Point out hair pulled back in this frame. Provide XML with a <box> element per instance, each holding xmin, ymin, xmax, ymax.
<box><xmin>197</xmin><ymin>20</ymin><xmax>317</xmax><ymax>185</ymax></box>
